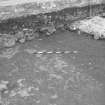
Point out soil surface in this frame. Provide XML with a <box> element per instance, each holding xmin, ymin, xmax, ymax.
<box><xmin>0</xmin><ymin>5</ymin><xmax>105</xmax><ymax>105</ymax></box>
<box><xmin>0</xmin><ymin>29</ymin><xmax>105</xmax><ymax>105</ymax></box>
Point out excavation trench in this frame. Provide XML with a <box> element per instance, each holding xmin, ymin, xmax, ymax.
<box><xmin>0</xmin><ymin>3</ymin><xmax>105</xmax><ymax>105</ymax></box>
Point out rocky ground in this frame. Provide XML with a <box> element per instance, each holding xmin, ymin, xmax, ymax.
<box><xmin>0</xmin><ymin>0</ymin><xmax>105</xmax><ymax>21</ymax></box>
<box><xmin>0</xmin><ymin>4</ymin><xmax>105</xmax><ymax>48</ymax></box>
<box><xmin>0</xmin><ymin>5</ymin><xmax>105</xmax><ymax>105</ymax></box>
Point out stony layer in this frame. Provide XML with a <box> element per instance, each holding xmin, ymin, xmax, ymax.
<box><xmin>0</xmin><ymin>4</ymin><xmax>105</xmax><ymax>48</ymax></box>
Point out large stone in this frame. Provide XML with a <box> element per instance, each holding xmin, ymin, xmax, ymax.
<box><xmin>70</xmin><ymin>16</ymin><xmax>105</xmax><ymax>39</ymax></box>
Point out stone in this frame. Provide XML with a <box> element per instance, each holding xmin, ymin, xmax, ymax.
<box><xmin>2</xmin><ymin>34</ymin><xmax>16</xmax><ymax>47</ymax></box>
<box><xmin>71</xmin><ymin>16</ymin><xmax>105</xmax><ymax>39</ymax></box>
<box><xmin>15</xmin><ymin>31</ymin><xmax>26</xmax><ymax>43</ymax></box>
<box><xmin>23</xmin><ymin>28</ymin><xmax>35</xmax><ymax>41</ymax></box>
<box><xmin>40</xmin><ymin>25</ymin><xmax>56</xmax><ymax>36</ymax></box>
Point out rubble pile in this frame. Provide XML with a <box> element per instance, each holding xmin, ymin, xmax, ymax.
<box><xmin>70</xmin><ymin>16</ymin><xmax>105</xmax><ymax>39</ymax></box>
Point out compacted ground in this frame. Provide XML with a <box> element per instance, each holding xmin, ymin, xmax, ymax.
<box><xmin>0</xmin><ymin>29</ymin><xmax>105</xmax><ymax>105</ymax></box>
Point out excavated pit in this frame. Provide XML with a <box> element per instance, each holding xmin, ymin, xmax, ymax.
<box><xmin>0</xmin><ymin>4</ymin><xmax>105</xmax><ymax>105</ymax></box>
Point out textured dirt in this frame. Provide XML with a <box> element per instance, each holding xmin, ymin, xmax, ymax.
<box><xmin>0</xmin><ymin>5</ymin><xmax>105</xmax><ymax>105</ymax></box>
<box><xmin>0</xmin><ymin>29</ymin><xmax>105</xmax><ymax>105</ymax></box>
